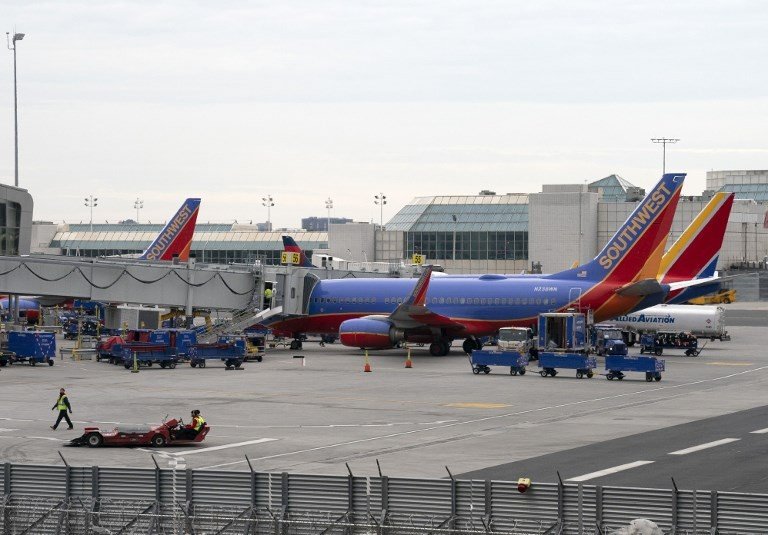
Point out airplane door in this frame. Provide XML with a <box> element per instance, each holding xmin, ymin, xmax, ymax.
<box><xmin>568</xmin><ymin>287</ymin><xmax>582</xmax><ymax>309</ymax></box>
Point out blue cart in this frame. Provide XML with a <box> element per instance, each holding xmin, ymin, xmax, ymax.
<box><xmin>8</xmin><ymin>332</ymin><xmax>56</xmax><ymax>366</ymax></box>
<box><xmin>469</xmin><ymin>350</ymin><xmax>529</xmax><ymax>375</ymax></box>
<box><xmin>538</xmin><ymin>352</ymin><xmax>597</xmax><ymax>379</ymax></box>
<box><xmin>120</xmin><ymin>344</ymin><xmax>179</xmax><ymax>369</ymax></box>
<box><xmin>188</xmin><ymin>339</ymin><xmax>246</xmax><ymax>370</ymax></box>
<box><xmin>639</xmin><ymin>332</ymin><xmax>700</xmax><ymax>356</ymax></box>
<box><xmin>605</xmin><ymin>355</ymin><xmax>665</xmax><ymax>382</ymax></box>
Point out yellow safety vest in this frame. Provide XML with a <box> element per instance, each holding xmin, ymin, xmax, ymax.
<box><xmin>264</xmin><ymin>289</ymin><xmax>273</xmax><ymax>299</ymax></box>
<box><xmin>194</xmin><ymin>416</ymin><xmax>206</xmax><ymax>431</ymax></box>
<box><xmin>56</xmin><ymin>395</ymin><xmax>68</xmax><ymax>411</ymax></box>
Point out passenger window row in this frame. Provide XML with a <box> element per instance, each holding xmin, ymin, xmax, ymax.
<box><xmin>312</xmin><ymin>296</ymin><xmax>555</xmax><ymax>306</ymax></box>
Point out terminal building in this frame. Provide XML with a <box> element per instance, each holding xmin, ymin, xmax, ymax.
<box><xmin>26</xmin><ymin>170</ymin><xmax>768</xmax><ymax>297</ymax></box>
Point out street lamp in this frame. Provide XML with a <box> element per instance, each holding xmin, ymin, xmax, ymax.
<box><xmin>651</xmin><ymin>138</ymin><xmax>680</xmax><ymax>175</ymax></box>
<box><xmin>84</xmin><ymin>196</ymin><xmax>98</xmax><ymax>232</ymax></box>
<box><xmin>6</xmin><ymin>31</ymin><xmax>25</xmax><ymax>188</ymax></box>
<box><xmin>374</xmin><ymin>193</ymin><xmax>387</xmax><ymax>228</ymax></box>
<box><xmin>134</xmin><ymin>198</ymin><xmax>144</xmax><ymax>222</ymax></box>
<box><xmin>262</xmin><ymin>195</ymin><xmax>274</xmax><ymax>231</ymax></box>
<box><xmin>325</xmin><ymin>197</ymin><xmax>333</xmax><ymax>232</ymax></box>
<box><xmin>452</xmin><ymin>214</ymin><xmax>458</xmax><ymax>261</ymax></box>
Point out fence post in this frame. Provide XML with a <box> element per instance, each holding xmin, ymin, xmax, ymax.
<box><xmin>446</xmin><ymin>467</ymin><xmax>457</xmax><ymax>531</ymax></box>
<box><xmin>90</xmin><ymin>466</ymin><xmax>100</xmax><ymax>531</ymax></box>
<box><xmin>710</xmin><ymin>490</ymin><xmax>718</xmax><ymax>534</ymax></box>
<box><xmin>557</xmin><ymin>472</ymin><xmax>565</xmax><ymax>531</ymax></box>
<box><xmin>484</xmin><ymin>480</ymin><xmax>492</xmax><ymax>529</ymax></box>
<box><xmin>670</xmin><ymin>478</ymin><xmax>679</xmax><ymax>535</ymax></box>
<box><xmin>346</xmin><ymin>463</ymin><xmax>355</xmax><ymax>528</ymax></box>
<box><xmin>3</xmin><ymin>463</ymin><xmax>9</xmax><ymax>495</ymax></box>
<box><xmin>595</xmin><ymin>485</ymin><xmax>603</xmax><ymax>534</ymax></box>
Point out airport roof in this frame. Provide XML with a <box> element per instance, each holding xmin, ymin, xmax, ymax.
<box><xmin>50</xmin><ymin>229</ymin><xmax>327</xmax><ymax>252</ymax></box>
<box><xmin>588</xmin><ymin>174</ymin><xmax>639</xmax><ymax>202</ymax></box>
<box><xmin>719</xmin><ymin>183</ymin><xmax>768</xmax><ymax>202</ymax></box>
<box><xmin>386</xmin><ymin>194</ymin><xmax>528</xmax><ymax>232</ymax></box>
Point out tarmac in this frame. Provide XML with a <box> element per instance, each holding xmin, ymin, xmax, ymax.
<box><xmin>0</xmin><ymin>308</ymin><xmax>767</xmax><ymax>492</ymax></box>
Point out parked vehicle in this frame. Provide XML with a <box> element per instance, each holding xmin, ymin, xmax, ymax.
<box><xmin>68</xmin><ymin>417</ymin><xmax>209</xmax><ymax>448</ymax></box>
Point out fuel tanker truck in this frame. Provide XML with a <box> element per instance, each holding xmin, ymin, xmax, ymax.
<box><xmin>610</xmin><ymin>304</ymin><xmax>729</xmax><ymax>341</ymax></box>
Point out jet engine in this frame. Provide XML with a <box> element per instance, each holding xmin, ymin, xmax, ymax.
<box><xmin>339</xmin><ymin>317</ymin><xmax>405</xmax><ymax>349</ymax></box>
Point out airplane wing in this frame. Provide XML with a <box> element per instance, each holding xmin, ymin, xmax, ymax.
<box><xmin>387</xmin><ymin>265</ymin><xmax>466</xmax><ymax>330</ymax></box>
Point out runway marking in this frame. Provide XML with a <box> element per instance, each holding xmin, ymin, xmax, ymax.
<box><xmin>200</xmin><ymin>365</ymin><xmax>768</xmax><ymax>470</ymax></box>
<box><xmin>0</xmin><ymin>428</ymin><xmax>19</xmax><ymax>432</ymax></box>
<box><xmin>707</xmin><ymin>362</ymin><xmax>754</xmax><ymax>366</ymax></box>
<box><xmin>567</xmin><ymin>461</ymin><xmax>654</xmax><ymax>482</ymax></box>
<box><xmin>168</xmin><ymin>438</ymin><xmax>277</xmax><ymax>457</ymax></box>
<box><xmin>669</xmin><ymin>438</ymin><xmax>740</xmax><ymax>455</ymax></box>
<box><xmin>750</xmin><ymin>427</ymin><xmax>768</xmax><ymax>434</ymax></box>
<box><xmin>445</xmin><ymin>403</ymin><xmax>510</xmax><ymax>409</ymax></box>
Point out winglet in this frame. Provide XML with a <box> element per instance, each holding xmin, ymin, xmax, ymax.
<box><xmin>140</xmin><ymin>198</ymin><xmax>201</xmax><ymax>261</ymax></box>
<box><xmin>404</xmin><ymin>265</ymin><xmax>434</xmax><ymax>307</ymax></box>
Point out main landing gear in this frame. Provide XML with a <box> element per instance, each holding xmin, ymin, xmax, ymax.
<box><xmin>289</xmin><ymin>339</ymin><xmax>303</xmax><ymax>350</ymax></box>
<box><xmin>429</xmin><ymin>339</ymin><xmax>452</xmax><ymax>356</ymax></box>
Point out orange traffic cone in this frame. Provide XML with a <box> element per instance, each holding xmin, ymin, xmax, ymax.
<box><xmin>364</xmin><ymin>350</ymin><xmax>372</xmax><ymax>372</ymax></box>
<box><xmin>404</xmin><ymin>347</ymin><xmax>413</xmax><ymax>368</ymax></box>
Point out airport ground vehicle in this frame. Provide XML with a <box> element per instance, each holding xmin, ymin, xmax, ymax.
<box><xmin>639</xmin><ymin>331</ymin><xmax>702</xmax><ymax>356</ymax></box>
<box><xmin>592</xmin><ymin>326</ymin><xmax>629</xmax><ymax>356</ymax></box>
<box><xmin>469</xmin><ymin>349</ymin><xmax>529</xmax><ymax>375</ymax></box>
<box><xmin>121</xmin><ymin>344</ymin><xmax>180</xmax><ymax>369</ymax></box>
<box><xmin>611</xmin><ymin>304</ymin><xmax>728</xmax><ymax>341</ymax></box>
<box><xmin>63</xmin><ymin>318</ymin><xmax>100</xmax><ymax>340</ymax></box>
<box><xmin>537</xmin><ymin>312</ymin><xmax>597</xmax><ymax>378</ymax></box>
<box><xmin>0</xmin><ymin>350</ymin><xmax>15</xmax><ymax>366</ymax></box>
<box><xmin>189</xmin><ymin>337</ymin><xmax>246</xmax><ymax>369</ymax></box>
<box><xmin>68</xmin><ymin>418</ymin><xmax>209</xmax><ymax>448</ymax></box>
<box><xmin>687</xmin><ymin>288</ymin><xmax>736</xmax><ymax>305</ymax></box>
<box><xmin>605</xmin><ymin>355</ymin><xmax>665</xmax><ymax>382</ymax></box>
<box><xmin>7</xmin><ymin>331</ymin><xmax>55</xmax><ymax>366</ymax></box>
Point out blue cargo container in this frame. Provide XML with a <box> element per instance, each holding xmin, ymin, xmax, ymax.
<box><xmin>469</xmin><ymin>350</ymin><xmax>529</xmax><ymax>375</ymax></box>
<box><xmin>538</xmin><ymin>352</ymin><xmax>596</xmax><ymax>378</ymax></box>
<box><xmin>538</xmin><ymin>313</ymin><xmax>587</xmax><ymax>352</ymax></box>
<box><xmin>149</xmin><ymin>329</ymin><xmax>197</xmax><ymax>357</ymax></box>
<box><xmin>188</xmin><ymin>337</ymin><xmax>247</xmax><ymax>369</ymax></box>
<box><xmin>8</xmin><ymin>331</ymin><xmax>56</xmax><ymax>366</ymax></box>
<box><xmin>605</xmin><ymin>355</ymin><xmax>665</xmax><ymax>382</ymax></box>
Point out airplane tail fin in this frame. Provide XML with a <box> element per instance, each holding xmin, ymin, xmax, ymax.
<box><xmin>660</xmin><ymin>192</ymin><xmax>734</xmax><ymax>283</ymax></box>
<box><xmin>282</xmin><ymin>236</ymin><xmax>315</xmax><ymax>267</ymax></box>
<box><xmin>550</xmin><ymin>173</ymin><xmax>685</xmax><ymax>285</ymax></box>
<box><xmin>139</xmin><ymin>198</ymin><xmax>201</xmax><ymax>261</ymax></box>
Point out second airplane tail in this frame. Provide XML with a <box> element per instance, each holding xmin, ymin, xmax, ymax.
<box><xmin>139</xmin><ymin>198</ymin><xmax>201</xmax><ymax>261</ymax></box>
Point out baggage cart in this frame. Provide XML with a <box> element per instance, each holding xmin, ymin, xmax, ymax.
<box><xmin>538</xmin><ymin>352</ymin><xmax>596</xmax><ymax>379</ymax></box>
<box><xmin>605</xmin><ymin>355</ymin><xmax>665</xmax><ymax>382</ymax></box>
<box><xmin>188</xmin><ymin>338</ymin><xmax>246</xmax><ymax>370</ymax></box>
<box><xmin>121</xmin><ymin>344</ymin><xmax>179</xmax><ymax>369</ymax></box>
<box><xmin>8</xmin><ymin>331</ymin><xmax>56</xmax><ymax>366</ymax></box>
<box><xmin>469</xmin><ymin>349</ymin><xmax>529</xmax><ymax>376</ymax></box>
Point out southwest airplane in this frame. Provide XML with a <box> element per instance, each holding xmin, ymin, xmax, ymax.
<box><xmin>265</xmin><ymin>173</ymin><xmax>685</xmax><ymax>355</ymax></box>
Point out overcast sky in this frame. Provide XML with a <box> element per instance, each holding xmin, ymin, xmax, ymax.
<box><xmin>1</xmin><ymin>1</ymin><xmax>767</xmax><ymax>228</ymax></box>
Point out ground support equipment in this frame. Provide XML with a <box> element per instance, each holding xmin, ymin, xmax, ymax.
<box><xmin>605</xmin><ymin>355</ymin><xmax>665</xmax><ymax>382</ymax></box>
<box><xmin>469</xmin><ymin>349</ymin><xmax>529</xmax><ymax>375</ymax></box>
<box><xmin>538</xmin><ymin>352</ymin><xmax>597</xmax><ymax>379</ymax></box>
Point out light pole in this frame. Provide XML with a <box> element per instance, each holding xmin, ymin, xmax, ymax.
<box><xmin>325</xmin><ymin>197</ymin><xmax>333</xmax><ymax>232</ymax></box>
<box><xmin>262</xmin><ymin>195</ymin><xmax>274</xmax><ymax>230</ymax></box>
<box><xmin>85</xmin><ymin>195</ymin><xmax>98</xmax><ymax>232</ymax></box>
<box><xmin>374</xmin><ymin>193</ymin><xmax>387</xmax><ymax>228</ymax></box>
<box><xmin>451</xmin><ymin>214</ymin><xmax>458</xmax><ymax>261</ymax></box>
<box><xmin>651</xmin><ymin>138</ymin><xmax>679</xmax><ymax>174</ymax></box>
<box><xmin>134</xmin><ymin>198</ymin><xmax>144</xmax><ymax>222</ymax></box>
<box><xmin>6</xmin><ymin>31</ymin><xmax>25</xmax><ymax>188</ymax></box>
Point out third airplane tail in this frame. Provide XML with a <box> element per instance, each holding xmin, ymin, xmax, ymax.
<box><xmin>139</xmin><ymin>198</ymin><xmax>201</xmax><ymax>261</ymax></box>
<box><xmin>281</xmin><ymin>236</ymin><xmax>316</xmax><ymax>268</ymax></box>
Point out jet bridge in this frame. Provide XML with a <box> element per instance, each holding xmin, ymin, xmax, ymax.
<box><xmin>0</xmin><ymin>255</ymin><xmax>257</xmax><ymax>310</ymax></box>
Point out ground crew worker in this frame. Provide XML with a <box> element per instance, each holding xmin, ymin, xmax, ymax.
<box><xmin>177</xmin><ymin>410</ymin><xmax>205</xmax><ymax>440</ymax></box>
<box><xmin>50</xmin><ymin>388</ymin><xmax>73</xmax><ymax>430</ymax></box>
<box><xmin>264</xmin><ymin>287</ymin><xmax>273</xmax><ymax>308</ymax></box>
